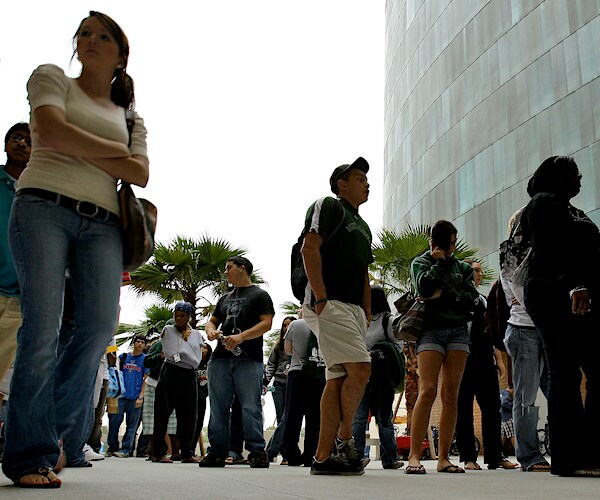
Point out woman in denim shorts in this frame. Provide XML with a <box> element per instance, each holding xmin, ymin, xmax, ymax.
<box><xmin>405</xmin><ymin>221</ymin><xmax>479</xmax><ymax>475</ymax></box>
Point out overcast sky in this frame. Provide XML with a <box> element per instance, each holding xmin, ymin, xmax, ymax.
<box><xmin>0</xmin><ymin>1</ymin><xmax>386</xmax><ymax>331</ymax></box>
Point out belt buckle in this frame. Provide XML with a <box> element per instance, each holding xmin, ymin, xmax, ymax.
<box><xmin>76</xmin><ymin>200</ymin><xmax>99</xmax><ymax>218</ymax></box>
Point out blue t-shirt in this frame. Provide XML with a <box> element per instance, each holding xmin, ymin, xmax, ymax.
<box><xmin>0</xmin><ymin>167</ymin><xmax>19</xmax><ymax>297</ymax></box>
<box><xmin>120</xmin><ymin>353</ymin><xmax>148</xmax><ymax>400</ymax></box>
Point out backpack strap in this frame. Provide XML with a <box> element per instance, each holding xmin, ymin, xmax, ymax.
<box><xmin>382</xmin><ymin>312</ymin><xmax>392</xmax><ymax>342</ymax></box>
<box><xmin>119</xmin><ymin>353</ymin><xmax>128</xmax><ymax>371</ymax></box>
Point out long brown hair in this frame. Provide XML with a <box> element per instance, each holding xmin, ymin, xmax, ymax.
<box><xmin>72</xmin><ymin>11</ymin><xmax>135</xmax><ymax>109</ymax></box>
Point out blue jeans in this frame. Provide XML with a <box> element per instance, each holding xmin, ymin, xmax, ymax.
<box><xmin>207</xmin><ymin>358</ymin><xmax>265</xmax><ymax>457</ymax></box>
<box><xmin>352</xmin><ymin>383</ymin><xmax>398</xmax><ymax>466</ymax></box>
<box><xmin>266</xmin><ymin>381</ymin><xmax>287</xmax><ymax>459</ymax></box>
<box><xmin>108</xmin><ymin>398</ymin><xmax>142</xmax><ymax>455</ymax></box>
<box><xmin>504</xmin><ymin>324</ymin><xmax>548</xmax><ymax>468</ymax></box>
<box><xmin>2</xmin><ymin>193</ymin><xmax>122</xmax><ymax>481</ymax></box>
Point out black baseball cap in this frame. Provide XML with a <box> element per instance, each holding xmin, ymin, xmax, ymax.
<box><xmin>329</xmin><ymin>157</ymin><xmax>370</xmax><ymax>195</ymax></box>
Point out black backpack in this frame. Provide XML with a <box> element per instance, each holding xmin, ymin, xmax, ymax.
<box><xmin>290</xmin><ymin>198</ymin><xmax>345</xmax><ymax>302</ymax></box>
<box><xmin>371</xmin><ymin>313</ymin><xmax>406</xmax><ymax>391</ymax></box>
<box><xmin>303</xmin><ymin>331</ymin><xmax>326</xmax><ymax>379</ymax></box>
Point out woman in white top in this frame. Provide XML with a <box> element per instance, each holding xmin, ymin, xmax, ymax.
<box><xmin>2</xmin><ymin>11</ymin><xmax>149</xmax><ymax>488</ymax></box>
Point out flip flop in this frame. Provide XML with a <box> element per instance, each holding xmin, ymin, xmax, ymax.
<box><xmin>14</xmin><ymin>468</ymin><xmax>62</xmax><ymax>489</ymax></box>
<box><xmin>521</xmin><ymin>462</ymin><xmax>551</xmax><ymax>472</ymax></box>
<box><xmin>438</xmin><ymin>465</ymin><xmax>465</xmax><ymax>473</ymax></box>
<box><xmin>405</xmin><ymin>464</ymin><xmax>427</xmax><ymax>474</ymax></box>
<box><xmin>152</xmin><ymin>456</ymin><xmax>174</xmax><ymax>463</ymax></box>
<box><xmin>464</xmin><ymin>461</ymin><xmax>481</xmax><ymax>470</ymax></box>
<box><xmin>181</xmin><ymin>456</ymin><xmax>202</xmax><ymax>463</ymax></box>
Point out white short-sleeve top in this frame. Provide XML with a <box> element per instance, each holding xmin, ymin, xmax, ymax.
<box><xmin>19</xmin><ymin>64</ymin><xmax>148</xmax><ymax>215</ymax></box>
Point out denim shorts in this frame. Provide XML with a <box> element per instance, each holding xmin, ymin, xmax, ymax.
<box><xmin>415</xmin><ymin>326</ymin><xmax>470</xmax><ymax>355</ymax></box>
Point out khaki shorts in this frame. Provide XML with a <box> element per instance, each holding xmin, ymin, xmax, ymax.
<box><xmin>303</xmin><ymin>299</ymin><xmax>370</xmax><ymax>380</ymax></box>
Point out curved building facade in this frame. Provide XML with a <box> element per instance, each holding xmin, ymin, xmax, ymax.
<box><xmin>384</xmin><ymin>0</ymin><xmax>600</xmax><ymax>265</ymax></box>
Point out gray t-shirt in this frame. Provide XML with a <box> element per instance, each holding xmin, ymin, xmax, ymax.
<box><xmin>365</xmin><ymin>313</ymin><xmax>403</xmax><ymax>351</ymax></box>
<box><xmin>162</xmin><ymin>325</ymin><xmax>203</xmax><ymax>370</ymax></box>
<box><xmin>284</xmin><ymin>319</ymin><xmax>313</xmax><ymax>372</ymax></box>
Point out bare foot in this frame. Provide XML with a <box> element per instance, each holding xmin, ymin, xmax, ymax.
<box><xmin>464</xmin><ymin>461</ymin><xmax>481</xmax><ymax>470</ymax></box>
<box><xmin>16</xmin><ymin>469</ymin><xmax>61</xmax><ymax>488</ymax></box>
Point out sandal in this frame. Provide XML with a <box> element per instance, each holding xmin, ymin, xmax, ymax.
<box><xmin>224</xmin><ymin>456</ymin><xmax>235</xmax><ymax>465</ymax></box>
<box><xmin>152</xmin><ymin>456</ymin><xmax>174</xmax><ymax>463</ymax></box>
<box><xmin>464</xmin><ymin>461</ymin><xmax>481</xmax><ymax>470</ymax></box>
<box><xmin>181</xmin><ymin>456</ymin><xmax>202</xmax><ymax>463</ymax></box>
<box><xmin>405</xmin><ymin>464</ymin><xmax>427</xmax><ymax>474</ymax></box>
<box><xmin>15</xmin><ymin>468</ymin><xmax>62</xmax><ymax>489</ymax></box>
<box><xmin>521</xmin><ymin>462</ymin><xmax>551</xmax><ymax>472</ymax></box>
<box><xmin>438</xmin><ymin>464</ymin><xmax>465</xmax><ymax>473</ymax></box>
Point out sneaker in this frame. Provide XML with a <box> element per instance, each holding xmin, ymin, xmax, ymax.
<box><xmin>198</xmin><ymin>452</ymin><xmax>226</xmax><ymax>468</ymax></box>
<box><xmin>113</xmin><ymin>451</ymin><xmax>129</xmax><ymax>458</ymax></box>
<box><xmin>310</xmin><ymin>454</ymin><xmax>365</xmax><ymax>476</ymax></box>
<box><xmin>383</xmin><ymin>460</ymin><xmax>405</xmax><ymax>469</ymax></box>
<box><xmin>83</xmin><ymin>444</ymin><xmax>105</xmax><ymax>462</ymax></box>
<box><xmin>248</xmin><ymin>450</ymin><xmax>270</xmax><ymax>468</ymax></box>
<box><xmin>335</xmin><ymin>436</ymin><xmax>362</xmax><ymax>469</ymax></box>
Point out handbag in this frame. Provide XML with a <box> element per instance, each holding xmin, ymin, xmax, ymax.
<box><xmin>107</xmin><ymin>366</ymin><xmax>125</xmax><ymax>399</ymax></box>
<box><xmin>119</xmin><ymin>110</ymin><xmax>157</xmax><ymax>271</ymax></box>
<box><xmin>393</xmin><ymin>300</ymin><xmax>427</xmax><ymax>342</ymax></box>
<box><xmin>119</xmin><ymin>182</ymin><xmax>157</xmax><ymax>271</ymax></box>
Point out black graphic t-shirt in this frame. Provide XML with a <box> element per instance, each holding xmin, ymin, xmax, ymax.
<box><xmin>212</xmin><ymin>285</ymin><xmax>275</xmax><ymax>362</ymax></box>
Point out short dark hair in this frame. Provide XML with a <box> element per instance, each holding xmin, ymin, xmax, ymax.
<box><xmin>4</xmin><ymin>123</ymin><xmax>29</xmax><ymax>147</ymax></box>
<box><xmin>133</xmin><ymin>334</ymin><xmax>147</xmax><ymax>344</ymax></box>
<box><xmin>430</xmin><ymin>220</ymin><xmax>458</xmax><ymax>250</ymax></box>
<box><xmin>370</xmin><ymin>286</ymin><xmax>391</xmax><ymax>316</ymax></box>
<box><xmin>227</xmin><ymin>256</ymin><xmax>253</xmax><ymax>276</ymax></box>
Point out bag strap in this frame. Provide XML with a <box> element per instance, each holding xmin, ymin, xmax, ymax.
<box><xmin>301</xmin><ymin>198</ymin><xmax>345</xmax><ymax>248</ymax></box>
<box><xmin>125</xmin><ymin>109</ymin><xmax>135</xmax><ymax>146</ymax></box>
<box><xmin>382</xmin><ymin>312</ymin><xmax>392</xmax><ymax>342</ymax></box>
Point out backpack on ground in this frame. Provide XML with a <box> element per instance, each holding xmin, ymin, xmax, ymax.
<box><xmin>303</xmin><ymin>331</ymin><xmax>326</xmax><ymax>380</ymax></box>
<box><xmin>290</xmin><ymin>198</ymin><xmax>345</xmax><ymax>302</ymax></box>
<box><xmin>371</xmin><ymin>312</ymin><xmax>406</xmax><ymax>392</ymax></box>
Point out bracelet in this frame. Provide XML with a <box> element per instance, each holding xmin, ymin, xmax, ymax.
<box><xmin>314</xmin><ymin>297</ymin><xmax>328</xmax><ymax>305</ymax></box>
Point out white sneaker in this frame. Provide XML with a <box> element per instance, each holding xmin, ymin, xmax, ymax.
<box><xmin>83</xmin><ymin>444</ymin><xmax>105</xmax><ymax>461</ymax></box>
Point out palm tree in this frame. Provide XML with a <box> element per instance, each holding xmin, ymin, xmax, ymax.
<box><xmin>279</xmin><ymin>301</ymin><xmax>300</xmax><ymax>316</ymax></box>
<box><xmin>127</xmin><ymin>234</ymin><xmax>257</xmax><ymax>327</ymax></box>
<box><xmin>117</xmin><ymin>304</ymin><xmax>173</xmax><ymax>345</ymax></box>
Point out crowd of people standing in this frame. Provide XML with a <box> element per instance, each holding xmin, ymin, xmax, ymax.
<box><xmin>0</xmin><ymin>8</ymin><xmax>599</xmax><ymax>491</ymax></box>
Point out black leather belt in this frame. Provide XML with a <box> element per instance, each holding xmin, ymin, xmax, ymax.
<box><xmin>18</xmin><ymin>188</ymin><xmax>120</xmax><ymax>224</ymax></box>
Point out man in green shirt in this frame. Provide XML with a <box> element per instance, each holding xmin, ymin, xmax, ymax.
<box><xmin>302</xmin><ymin>157</ymin><xmax>373</xmax><ymax>476</ymax></box>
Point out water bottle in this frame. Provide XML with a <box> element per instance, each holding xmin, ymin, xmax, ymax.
<box><xmin>220</xmin><ymin>333</ymin><xmax>242</xmax><ymax>356</ymax></box>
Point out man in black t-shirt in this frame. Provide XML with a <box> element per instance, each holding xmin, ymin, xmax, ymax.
<box><xmin>302</xmin><ymin>157</ymin><xmax>373</xmax><ymax>476</ymax></box>
<box><xmin>200</xmin><ymin>256</ymin><xmax>275</xmax><ymax>469</ymax></box>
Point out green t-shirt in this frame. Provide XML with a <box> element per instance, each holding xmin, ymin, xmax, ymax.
<box><xmin>304</xmin><ymin>196</ymin><xmax>373</xmax><ymax>306</ymax></box>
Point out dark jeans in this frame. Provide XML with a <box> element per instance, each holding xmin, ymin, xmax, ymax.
<box><xmin>267</xmin><ymin>381</ymin><xmax>287</xmax><ymax>459</ymax></box>
<box><xmin>192</xmin><ymin>382</ymin><xmax>208</xmax><ymax>453</ymax></box>
<box><xmin>283</xmin><ymin>370</ymin><xmax>325</xmax><ymax>466</ymax></box>
<box><xmin>526</xmin><ymin>278</ymin><xmax>600</xmax><ymax>475</ymax></box>
<box><xmin>456</xmin><ymin>357</ymin><xmax>502</xmax><ymax>465</ymax></box>
<box><xmin>352</xmin><ymin>382</ymin><xmax>399</xmax><ymax>466</ymax></box>
<box><xmin>88</xmin><ymin>379</ymin><xmax>109</xmax><ymax>452</ymax></box>
<box><xmin>229</xmin><ymin>393</ymin><xmax>244</xmax><ymax>457</ymax></box>
<box><xmin>152</xmin><ymin>363</ymin><xmax>198</xmax><ymax>459</ymax></box>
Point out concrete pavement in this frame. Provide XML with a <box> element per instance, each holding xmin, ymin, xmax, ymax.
<box><xmin>1</xmin><ymin>456</ymin><xmax>599</xmax><ymax>499</ymax></box>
